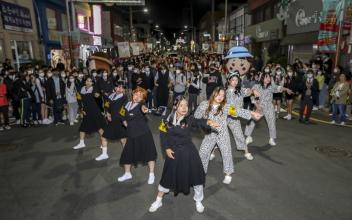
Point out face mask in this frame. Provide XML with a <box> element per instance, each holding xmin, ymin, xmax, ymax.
<box><xmin>69</xmin><ymin>78</ymin><xmax>75</xmax><ymax>82</ymax></box>
<box><xmin>47</xmin><ymin>73</ymin><xmax>53</xmax><ymax>78</ymax></box>
<box><xmin>39</xmin><ymin>72</ymin><xmax>45</xmax><ymax>77</ymax></box>
<box><xmin>312</xmin><ymin>65</ymin><xmax>317</xmax><ymax>69</ymax></box>
<box><xmin>103</xmin><ymin>73</ymin><xmax>108</xmax><ymax>77</ymax></box>
<box><xmin>169</xmin><ymin>64</ymin><xmax>173</xmax><ymax>68</ymax></box>
<box><xmin>265</xmin><ymin>68</ymin><xmax>270</xmax><ymax>73</ymax></box>
<box><xmin>128</xmin><ymin>66</ymin><xmax>133</xmax><ymax>71</ymax></box>
<box><xmin>92</xmin><ymin>72</ymin><xmax>97</xmax><ymax>77</ymax></box>
<box><xmin>317</xmin><ymin>71</ymin><xmax>322</xmax><ymax>75</ymax></box>
<box><xmin>161</xmin><ymin>69</ymin><xmax>166</xmax><ymax>73</ymax></box>
<box><xmin>145</xmin><ymin>67</ymin><xmax>150</xmax><ymax>72</ymax></box>
<box><xmin>197</xmin><ymin>65</ymin><xmax>201</xmax><ymax>69</ymax></box>
<box><xmin>333</xmin><ymin>69</ymin><xmax>338</xmax><ymax>73</ymax></box>
<box><xmin>276</xmin><ymin>71</ymin><xmax>282</xmax><ymax>75</ymax></box>
<box><xmin>176</xmin><ymin>70</ymin><xmax>181</xmax><ymax>74</ymax></box>
<box><xmin>288</xmin><ymin>72</ymin><xmax>293</xmax><ymax>77</ymax></box>
<box><xmin>61</xmin><ymin>73</ymin><xmax>66</xmax><ymax>78</ymax></box>
<box><xmin>113</xmin><ymin>71</ymin><xmax>118</xmax><ymax>76</ymax></box>
<box><xmin>307</xmin><ymin>74</ymin><xmax>313</xmax><ymax>78</ymax></box>
<box><xmin>10</xmin><ymin>75</ymin><xmax>15</xmax><ymax>80</ymax></box>
<box><xmin>78</xmin><ymin>74</ymin><xmax>84</xmax><ymax>79</ymax></box>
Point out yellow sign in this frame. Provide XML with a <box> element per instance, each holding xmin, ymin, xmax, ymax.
<box><xmin>76</xmin><ymin>93</ymin><xmax>81</xmax><ymax>101</ymax></box>
<box><xmin>229</xmin><ymin>105</ymin><xmax>237</xmax><ymax>117</ymax></box>
<box><xmin>119</xmin><ymin>107</ymin><xmax>126</xmax><ymax>117</ymax></box>
<box><xmin>104</xmin><ymin>101</ymin><xmax>110</xmax><ymax>108</ymax></box>
<box><xmin>159</xmin><ymin>121</ymin><xmax>167</xmax><ymax>133</ymax></box>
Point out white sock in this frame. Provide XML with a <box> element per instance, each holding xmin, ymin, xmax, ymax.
<box><xmin>79</xmin><ymin>139</ymin><xmax>85</xmax><ymax>145</ymax></box>
<box><xmin>156</xmin><ymin>196</ymin><xmax>162</xmax><ymax>202</ymax></box>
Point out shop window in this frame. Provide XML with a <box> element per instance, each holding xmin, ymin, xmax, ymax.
<box><xmin>77</xmin><ymin>14</ymin><xmax>89</xmax><ymax>31</ymax></box>
<box><xmin>10</xmin><ymin>40</ymin><xmax>33</xmax><ymax>69</ymax></box>
<box><xmin>46</xmin><ymin>8</ymin><xmax>57</xmax><ymax>30</ymax></box>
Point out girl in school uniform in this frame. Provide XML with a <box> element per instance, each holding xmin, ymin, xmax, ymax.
<box><xmin>118</xmin><ymin>87</ymin><xmax>157</xmax><ymax>184</ymax></box>
<box><xmin>73</xmin><ymin>77</ymin><xmax>107</xmax><ymax>150</ymax></box>
<box><xmin>148</xmin><ymin>96</ymin><xmax>219</xmax><ymax>213</ymax></box>
<box><xmin>96</xmin><ymin>81</ymin><xmax>128</xmax><ymax>161</ymax></box>
<box><xmin>194</xmin><ymin>87</ymin><xmax>262</xmax><ymax>184</ymax></box>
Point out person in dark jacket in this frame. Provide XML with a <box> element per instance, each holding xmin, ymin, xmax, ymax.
<box><xmin>297</xmin><ymin>69</ymin><xmax>319</xmax><ymax>124</ymax></box>
<box><xmin>46</xmin><ymin>70</ymin><xmax>66</xmax><ymax>125</ymax></box>
<box><xmin>202</xmin><ymin>64</ymin><xmax>223</xmax><ymax>99</ymax></box>
<box><xmin>148</xmin><ymin>96</ymin><xmax>219</xmax><ymax>213</ymax></box>
<box><xmin>144</xmin><ymin>66</ymin><xmax>155</xmax><ymax>109</ymax></box>
<box><xmin>56</xmin><ymin>59</ymin><xmax>65</xmax><ymax>72</ymax></box>
<box><xmin>18</xmin><ymin>74</ymin><xmax>34</xmax><ymax>127</ymax></box>
<box><xmin>118</xmin><ymin>87</ymin><xmax>157</xmax><ymax>184</ymax></box>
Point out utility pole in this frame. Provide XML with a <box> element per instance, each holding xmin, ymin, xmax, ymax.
<box><xmin>65</xmin><ymin>0</ymin><xmax>73</xmax><ymax>69</ymax></box>
<box><xmin>129</xmin><ymin>6</ymin><xmax>134</xmax><ymax>41</ymax></box>
<box><xmin>334</xmin><ymin>0</ymin><xmax>346</xmax><ymax>68</ymax></box>
<box><xmin>223</xmin><ymin>0</ymin><xmax>228</xmax><ymax>40</ymax></box>
<box><xmin>211</xmin><ymin>0</ymin><xmax>215</xmax><ymax>41</ymax></box>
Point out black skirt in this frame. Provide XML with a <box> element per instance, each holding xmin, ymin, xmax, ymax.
<box><xmin>79</xmin><ymin>113</ymin><xmax>106</xmax><ymax>133</ymax></box>
<box><xmin>102</xmin><ymin>120</ymin><xmax>127</xmax><ymax>140</ymax></box>
<box><xmin>273</xmin><ymin>93</ymin><xmax>283</xmax><ymax>101</ymax></box>
<box><xmin>119</xmin><ymin>131</ymin><xmax>157</xmax><ymax>166</ymax></box>
<box><xmin>159</xmin><ymin>144</ymin><xmax>205</xmax><ymax>195</ymax></box>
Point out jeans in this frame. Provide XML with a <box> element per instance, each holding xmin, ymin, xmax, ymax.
<box><xmin>146</xmin><ymin>90</ymin><xmax>154</xmax><ymax>109</ymax></box>
<box><xmin>0</xmin><ymin>105</ymin><xmax>9</xmax><ymax>126</ymax></box>
<box><xmin>31</xmin><ymin>102</ymin><xmax>42</xmax><ymax>121</ymax></box>
<box><xmin>67</xmin><ymin>102</ymin><xmax>79</xmax><ymax>123</ymax></box>
<box><xmin>53</xmin><ymin>98</ymin><xmax>64</xmax><ymax>123</ymax></box>
<box><xmin>319</xmin><ymin>83</ymin><xmax>328</xmax><ymax>107</ymax></box>
<box><xmin>332</xmin><ymin>103</ymin><xmax>346</xmax><ymax>122</ymax></box>
<box><xmin>20</xmin><ymin>98</ymin><xmax>31</xmax><ymax>125</ymax></box>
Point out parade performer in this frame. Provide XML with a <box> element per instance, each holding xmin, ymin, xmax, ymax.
<box><xmin>73</xmin><ymin>77</ymin><xmax>106</xmax><ymax>150</ymax></box>
<box><xmin>96</xmin><ymin>81</ymin><xmax>128</xmax><ymax>161</ymax></box>
<box><xmin>118</xmin><ymin>87</ymin><xmax>157</xmax><ymax>184</ymax></box>
<box><xmin>194</xmin><ymin>87</ymin><xmax>261</xmax><ymax>184</ymax></box>
<box><xmin>148</xmin><ymin>96</ymin><xmax>219</xmax><ymax>213</ymax></box>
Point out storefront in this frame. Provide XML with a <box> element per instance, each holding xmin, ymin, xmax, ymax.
<box><xmin>280</xmin><ymin>0</ymin><xmax>322</xmax><ymax>64</ymax></box>
<box><xmin>0</xmin><ymin>0</ymin><xmax>42</xmax><ymax>69</ymax></box>
<box><xmin>245</xmin><ymin>18</ymin><xmax>283</xmax><ymax>63</ymax></box>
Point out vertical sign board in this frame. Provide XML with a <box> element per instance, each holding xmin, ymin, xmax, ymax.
<box><xmin>0</xmin><ymin>1</ymin><xmax>33</xmax><ymax>32</ymax></box>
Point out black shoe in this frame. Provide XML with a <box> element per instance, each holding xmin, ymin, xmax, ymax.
<box><xmin>299</xmin><ymin>118</ymin><xmax>303</xmax><ymax>123</ymax></box>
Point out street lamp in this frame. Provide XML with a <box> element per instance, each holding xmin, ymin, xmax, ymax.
<box><xmin>143</xmin><ymin>8</ymin><xmax>148</xmax><ymax>13</ymax></box>
<box><xmin>184</xmin><ymin>25</ymin><xmax>188</xmax><ymax>29</ymax></box>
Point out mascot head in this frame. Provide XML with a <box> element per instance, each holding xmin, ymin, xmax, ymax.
<box><xmin>225</xmin><ymin>46</ymin><xmax>253</xmax><ymax>78</ymax></box>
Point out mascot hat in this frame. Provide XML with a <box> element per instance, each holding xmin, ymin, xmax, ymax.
<box><xmin>225</xmin><ymin>46</ymin><xmax>253</xmax><ymax>59</ymax></box>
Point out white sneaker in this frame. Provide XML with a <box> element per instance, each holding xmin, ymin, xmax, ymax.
<box><xmin>209</xmin><ymin>153</ymin><xmax>215</xmax><ymax>161</ymax></box>
<box><xmin>280</xmin><ymin>108</ymin><xmax>287</xmax><ymax>113</ymax></box>
<box><xmin>223</xmin><ymin>175</ymin><xmax>232</xmax><ymax>184</ymax></box>
<box><xmin>118</xmin><ymin>172</ymin><xmax>132</xmax><ymax>182</ymax></box>
<box><xmin>95</xmin><ymin>153</ymin><xmax>109</xmax><ymax>161</ymax></box>
<box><xmin>16</xmin><ymin>120</ymin><xmax>20</xmax><ymax>125</ymax></box>
<box><xmin>340</xmin><ymin>122</ymin><xmax>345</xmax><ymax>126</ymax></box>
<box><xmin>4</xmin><ymin>125</ymin><xmax>11</xmax><ymax>130</ymax></box>
<box><xmin>244</xmin><ymin>153</ymin><xmax>254</xmax><ymax>160</ymax></box>
<box><xmin>330</xmin><ymin>120</ymin><xmax>336</xmax><ymax>124</ymax></box>
<box><xmin>69</xmin><ymin>122</ymin><xmax>74</xmax><ymax>126</ymax></box>
<box><xmin>283</xmin><ymin>114</ymin><xmax>292</xmax><ymax>120</ymax></box>
<box><xmin>313</xmin><ymin>106</ymin><xmax>318</xmax><ymax>111</ymax></box>
<box><xmin>33</xmin><ymin>120</ymin><xmax>38</xmax><ymax>125</ymax></box>
<box><xmin>62</xmin><ymin>115</ymin><xmax>67</xmax><ymax>120</ymax></box>
<box><xmin>73</xmin><ymin>142</ymin><xmax>86</xmax><ymax>150</ymax></box>
<box><xmin>149</xmin><ymin>199</ymin><xmax>162</xmax><ymax>212</ymax></box>
<box><xmin>0</xmin><ymin>127</ymin><xmax>4</xmax><ymax>131</ymax></box>
<box><xmin>269</xmin><ymin>138</ymin><xmax>276</xmax><ymax>146</ymax></box>
<box><xmin>148</xmin><ymin>173</ymin><xmax>155</xmax><ymax>184</ymax></box>
<box><xmin>74</xmin><ymin>119</ymin><xmax>79</xmax><ymax>123</ymax></box>
<box><xmin>245</xmin><ymin>136</ymin><xmax>253</xmax><ymax>145</ymax></box>
<box><xmin>195</xmin><ymin>201</ymin><xmax>205</xmax><ymax>213</ymax></box>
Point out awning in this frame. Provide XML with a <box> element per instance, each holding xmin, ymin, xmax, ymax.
<box><xmin>281</xmin><ymin>32</ymin><xmax>319</xmax><ymax>45</ymax></box>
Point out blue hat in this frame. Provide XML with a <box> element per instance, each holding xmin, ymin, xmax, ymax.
<box><xmin>225</xmin><ymin>46</ymin><xmax>253</xmax><ymax>59</ymax></box>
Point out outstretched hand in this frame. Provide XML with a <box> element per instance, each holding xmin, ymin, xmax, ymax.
<box><xmin>166</xmin><ymin>148</ymin><xmax>175</xmax><ymax>159</ymax></box>
<box><xmin>251</xmin><ymin>111</ymin><xmax>263</xmax><ymax>121</ymax></box>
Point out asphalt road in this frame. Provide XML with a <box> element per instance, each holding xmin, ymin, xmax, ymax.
<box><xmin>1</xmin><ymin>115</ymin><xmax>351</xmax><ymax>220</ymax></box>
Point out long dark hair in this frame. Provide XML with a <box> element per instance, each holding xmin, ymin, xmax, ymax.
<box><xmin>165</xmin><ymin>96</ymin><xmax>189</xmax><ymax>128</ymax></box>
<box><xmin>260</xmin><ymin>72</ymin><xmax>271</xmax><ymax>89</ymax></box>
<box><xmin>206</xmin><ymin>87</ymin><xmax>226</xmax><ymax>117</ymax></box>
<box><xmin>227</xmin><ymin>74</ymin><xmax>242</xmax><ymax>96</ymax></box>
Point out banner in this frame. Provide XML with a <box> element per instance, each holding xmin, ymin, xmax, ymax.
<box><xmin>0</xmin><ymin>1</ymin><xmax>33</xmax><ymax>32</ymax></box>
<box><xmin>130</xmin><ymin>42</ymin><xmax>140</xmax><ymax>56</ymax></box>
<box><xmin>117</xmin><ymin>42</ymin><xmax>130</xmax><ymax>58</ymax></box>
<box><xmin>145</xmin><ymin>43</ymin><xmax>153</xmax><ymax>53</ymax></box>
<box><xmin>202</xmin><ymin>43</ymin><xmax>210</xmax><ymax>52</ymax></box>
<box><xmin>215</xmin><ymin>42</ymin><xmax>224</xmax><ymax>54</ymax></box>
<box><xmin>318</xmin><ymin>0</ymin><xmax>340</xmax><ymax>53</ymax></box>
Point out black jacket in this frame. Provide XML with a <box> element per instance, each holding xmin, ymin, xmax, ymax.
<box><xmin>46</xmin><ymin>77</ymin><xmax>66</xmax><ymax>101</ymax></box>
<box><xmin>298</xmin><ymin>79</ymin><xmax>319</xmax><ymax>102</ymax></box>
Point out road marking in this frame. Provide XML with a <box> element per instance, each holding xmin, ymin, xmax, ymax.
<box><xmin>290</xmin><ymin>111</ymin><xmax>352</xmax><ymax>128</ymax></box>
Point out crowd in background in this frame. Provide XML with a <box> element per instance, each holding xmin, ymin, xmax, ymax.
<box><xmin>0</xmin><ymin>52</ymin><xmax>351</xmax><ymax>131</ymax></box>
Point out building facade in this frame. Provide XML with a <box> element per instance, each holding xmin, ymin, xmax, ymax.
<box><xmin>0</xmin><ymin>0</ymin><xmax>42</xmax><ymax>69</ymax></box>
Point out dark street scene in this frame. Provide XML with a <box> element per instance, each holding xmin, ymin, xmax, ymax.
<box><xmin>0</xmin><ymin>0</ymin><xmax>351</xmax><ymax>219</ymax></box>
